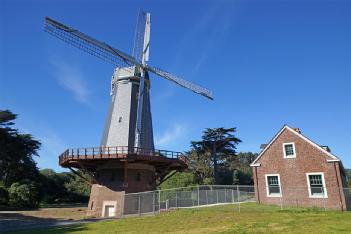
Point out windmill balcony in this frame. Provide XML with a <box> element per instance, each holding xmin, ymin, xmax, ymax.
<box><xmin>58</xmin><ymin>146</ymin><xmax>189</xmax><ymax>168</ymax></box>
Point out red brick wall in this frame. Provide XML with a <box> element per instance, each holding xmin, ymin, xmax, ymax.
<box><xmin>86</xmin><ymin>167</ymin><xmax>157</xmax><ymax>218</ymax></box>
<box><xmin>86</xmin><ymin>184</ymin><xmax>124</xmax><ymax>218</ymax></box>
<box><xmin>253</xmin><ymin>128</ymin><xmax>347</xmax><ymax>210</ymax></box>
<box><xmin>96</xmin><ymin>168</ymin><xmax>156</xmax><ymax>193</ymax></box>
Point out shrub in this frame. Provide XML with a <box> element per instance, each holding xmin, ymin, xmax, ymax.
<box><xmin>159</xmin><ymin>172</ymin><xmax>196</xmax><ymax>190</ymax></box>
<box><xmin>0</xmin><ymin>184</ymin><xmax>9</xmax><ymax>205</ymax></box>
<box><xmin>39</xmin><ymin>169</ymin><xmax>69</xmax><ymax>203</ymax></box>
<box><xmin>8</xmin><ymin>180</ymin><xmax>40</xmax><ymax>208</ymax></box>
<box><xmin>64</xmin><ymin>176</ymin><xmax>90</xmax><ymax>203</ymax></box>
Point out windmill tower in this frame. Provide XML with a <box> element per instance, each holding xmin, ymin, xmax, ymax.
<box><xmin>45</xmin><ymin>11</ymin><xmax>213</xmax><ymax>218</ymax></box>
<box><xmin>101</xmin><ymin>12</ymin><xmax>154</xmax><ymax>150</ymax></box>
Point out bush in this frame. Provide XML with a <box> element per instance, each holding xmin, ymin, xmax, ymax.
<box><xmin>64</xmin><ymin>174</ymin><xmax>90</xmax><ymax>203</ymax></box>
<box><xmin>8</xmin><ymin>180</ymin><xmax>40</xmax><ymax>208</ymax></box>
<box><xmin>39</xmin><ymin>169</ymin><xmax>69</xmax><ymax>203</ymax></box>
<box><xmin>159</xmin><ymin>172</ymin><xmax>197</xmax><ymax>190</ymax></box>
<box><xmin>0</xmin><ymin>184</ymin><xmax>9</xmax><ymax>205</ymax></box>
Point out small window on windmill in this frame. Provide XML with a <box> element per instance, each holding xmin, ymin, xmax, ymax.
<box><xmin>118</xmin><ymin>117</ymin><xmax>122</xmax><ymax>123</ymax></box>
<box><xmin>90</xmin><ymin>201</ymin><xmax>94</xmax><ymax>210</ymax></box>
<box><xmin>111</xmin><ymin>172</ymin><xmax>115</xmax><ymax>181</ymax></box>
<box><xmin>116</xmin><ymin>170</ymin><xmax>123</xmax><ymax>182</ymax></box>
<box><xmin>136</xmin><ymin>172</ymin><xmax>141</xmax><ymax>181</ymax></box>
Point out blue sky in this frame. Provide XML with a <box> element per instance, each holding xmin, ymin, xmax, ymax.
<box><xmin>1</xmin><ymin>0</ymin><xmax>350</xmax><ymax>171</ymax></box>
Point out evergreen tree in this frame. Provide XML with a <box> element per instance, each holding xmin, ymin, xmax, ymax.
<box><xmin>0</xmin><ymin>110</ymin><xmax>41</xmax><ymax>186</ymax></box>
<box><xmin>191</xmin><ymin>127</ymin><xmax>241</xmax><ymax>184</ymax></box>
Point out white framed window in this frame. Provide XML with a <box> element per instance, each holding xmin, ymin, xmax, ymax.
<box><xmin>265</xmin><ymin>174</ymin><xmax>282</xmax><ymax>197</ymax></box>
<box><xmin>283</xmin><ymin>142</ymin><xmax>296</xmax><ymax>158</ymax></box>
<box><xmin>306</xmin><ymin>172</ymin><xmax>328</xmax><ymax>198</ymax></box>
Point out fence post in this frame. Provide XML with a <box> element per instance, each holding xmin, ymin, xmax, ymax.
<box><xmin>158</xmin><ymin>190</ymin><xmax>161</xmax><ymax>214</ymax></box>
<box><xmin>232</xmin><ymin>188</ymin><xmax>235</xmax><ymax>203</ymax></box>
<box><xmin>176</xmin><ymin>192</ymin><xmax>178</xmax><ymax>208</ymax></box>
<box><xmin>237</xmin><ymin>185</ymin><xmax>240</xmax><ymax>213</ymax></box>
<box><xmin>216</xmin><ymin>189</ymin><xmax>219</xmax><ymax>204</ymax></box>
<box><xmin>197</xmin><ymin>186</ymin><xmax>200</xmax><ymax>206</ymax></box>
<box><xmin>153</xmin><ymin>192</ymin><xmax>155</xmax><ymax>214</ymax></box>
<box><xmin>279</xmin><ymin>192</ymin><xmax>283</xmax><ymax>210</ymax></box>
<box><xmin>121</xmin><ymin>192</ymin><xmax>124</xmax><ymax>218</ymax></box>
<box><xmin>236</xmin><ymin>185</ymin><xmax>239</xmax><ymax>202</ymax></box>
<box><xmin>206</xmin><ymin>190</ymin><xmax>208</xmax><ymax>205</ymax></box>
<box><xmin>138</xmin><ymin>194</ymin><xmax>141</xmax><ymax>216</ymax></box>
<box><xmin>323</xmin><ymin>187</ymin><xmax>326</xmax><ymax>211</ymax></box>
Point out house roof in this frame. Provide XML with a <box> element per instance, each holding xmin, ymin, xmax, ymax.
<box><xmin>250</xmin><ymin>125</ymin><xmax>340</xmax><ymax>166</ymax></box>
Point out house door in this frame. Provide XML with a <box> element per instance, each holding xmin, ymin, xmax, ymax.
<box><xmin>104</xmin><ymin>205</ymin><xmax>115</xmax><ymax>217</ymax></box>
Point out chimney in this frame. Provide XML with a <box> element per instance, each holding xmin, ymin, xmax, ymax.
<box><xmin>292</xmin><ymin>128</ymin><xmax>301</xmax><ymax>134</ymax></box>
<box><xmin>260</xmin><ymin>144</ymin><xmax>268</xmax><ymax>150</ymax></box>
<box><xmin>321</xmin><ymin>146</ymin><xmax>331</xmax><ymax>152</ymax></box>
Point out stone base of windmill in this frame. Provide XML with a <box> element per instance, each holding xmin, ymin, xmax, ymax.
<box><xmin>58</xmin><ymin>147</ymin><xmax>188</xmax><ymax>218</ymax></box>
<box><xmin>86</xmin><ymin>184</ymin><xmax>125</xmax><ymax>218</ymax></box>
<box><xmin>85</xmin><ymin>163</ymin><xmax>157</xmax><ymax>218</ymax></box>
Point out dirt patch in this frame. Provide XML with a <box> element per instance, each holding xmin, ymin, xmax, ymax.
<box><xmin>0</xmin><ymin>207</ymin><xmax>87</xmax><ymax>232</ymax></box>
<box><xmin>16</xmin><ymin>207</ymin><xmax>87</xmax><ymax>220</ymax></box>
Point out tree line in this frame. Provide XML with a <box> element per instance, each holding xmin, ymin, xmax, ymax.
<box><xmin>1</xmin><ymin>109</ymin><xmax>350</xmax><ymax>208</ymax></box>
<box><xmin>0</xmin><ymin>110</ymin><xmax>90</xmax><ymax>208</ymax></box>
<box><xmin>160</xmin><ymin>128</ymin><xmax>257</xmax><ymax>189</ymax></box>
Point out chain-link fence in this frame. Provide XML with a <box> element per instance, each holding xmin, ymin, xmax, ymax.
<box><xmin>122</xmin><ymin>185</ymin><xmax>255</xmax><ymax>217</ymax></box>
<box><xmin>263</xmin><ymin>186</ymin><xmax>351</xmax><ymax>211</ymax></box>
<box><xmin>123</xmin><ymin>190</ymin><xmax>159</xmax><ymax>216</ymax></box>
<box><xmin>344</xmin><ymin>187</ymin><xmax>351</xmax><ymax>210</ymax></box>
<box><xmin>121</xmin><ymin>185</ymin><xmax>351</xmax><ymax>217</ymax></box>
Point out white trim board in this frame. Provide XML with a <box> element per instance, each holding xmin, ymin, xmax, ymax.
<box><xmin>265</xmin><ymin>174</ymin><xmax>282</xmax><ymax>198</ymax></box>
<box><xmin>283</xmin><ymin>142</ymin><xmax>296</xmax><ymax>158</ymax></box>
<box><xmin>101</xmin><ymin>200</ymin><xmax>117</xmax><ymax>218</ymax></box>
<box><xmin>250</xmin><ymin>125</ymin><xmax>339</xmax><ymax>166</ymax></box>
<box><xmin>306</xmin><ymin>172</ymin><xmax>328</xmax><ymax>198</ymax></box>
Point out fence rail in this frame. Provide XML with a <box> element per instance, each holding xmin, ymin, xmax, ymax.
<box><xmin>121</xmin><ymin>185</ymin><xmax>351</xmax><ymax>217</ymax></box>
<box><xmin>122</xmin><ymin>185</ymin><xmax>255</xmax><ymax>217</ymax></box>
<box><xmin>59</xmin><ymin>146</ymin><xmax>188</xmax><ymax>165</ymax></box>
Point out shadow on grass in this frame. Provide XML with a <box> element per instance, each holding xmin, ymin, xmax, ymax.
<box><xmin>39</xmin><ymin>203</ymin><xmax>88</xmax><ymax>209</ymax></box>
<box><xmin>0</xmin><ymin>211</ymin><xmax>100</xmax><ymax>233</ymax></box>
<box><xmin>0</xmin><ymin>203</ymin><xmax>88</xmax><ymax>211</ymax></box>
<box><xmin>5</xmin><ymin>224</ymin><xmax>90</xmax><ymax>234</ymax></box>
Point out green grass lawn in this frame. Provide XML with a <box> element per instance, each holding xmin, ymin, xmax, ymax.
<box><xmin>7</xmin><ymin>203</ymin><xmax>351</xmax><ymax>234</ymax></box>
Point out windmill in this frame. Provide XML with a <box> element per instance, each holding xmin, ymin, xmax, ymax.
<box><xmin>45</xmin><ymin>11</ymin><xmax>213</xmax><ymax>218</ymax></box>
<box><xmin>45</xmin><ymin>12</ymin><xmax>213</xmax><ymax>152</ymax></box>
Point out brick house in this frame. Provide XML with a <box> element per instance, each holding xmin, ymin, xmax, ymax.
<box><xmin>250</xmin><ymin>125</ymin><xmax>350</xmax><ymax>211</ymax></box>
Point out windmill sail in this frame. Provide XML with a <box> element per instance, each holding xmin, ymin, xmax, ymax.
<box><xmin>134</xmin><ymin>12</ymin><xmax>151</xmax><ymax>148</ymax></box>
<box><xmin>133</xmin><ymin>11</ymin><xmax>147</xmax><ymax>62</ymax></box>
<box><xmin>44</xmin><ymin>14</ymin><xmax>213</xmax><ymax>150</ymax></box>
<box><xmin>146</xmin><ymin>65</ymin><xmax>214</xmax><ymax>100</ymax></box>
<box><xmin>45</xmin><ymin>17</ymin><xmax>138</xmax><ymax>68</ymax></box>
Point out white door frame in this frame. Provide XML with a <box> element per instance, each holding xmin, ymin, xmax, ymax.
<box><xmin>102</xmin><ymin>200</ymin><xmax>117</xmax><ymax>218</ymax></box>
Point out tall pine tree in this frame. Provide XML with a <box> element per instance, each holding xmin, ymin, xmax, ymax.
<box><xmin>0</xmin><ymin>110</ymin><xmax>41</xmax><ymax>186</ymax></box>
<box><xmin>191</xmin><ymin>127</ymin><xmax>241</xmax><ymax>184</ymax></box>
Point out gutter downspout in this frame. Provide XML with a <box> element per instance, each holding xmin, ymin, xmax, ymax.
<box><xmin>254</xmin><ymin>166</ymin><xmax>260</xmax><ymax>203</ymax></box>
<box><xmin>333</xmin><ymin>161</ymin><xmax>344</xmax><ymax>211</ymax></box>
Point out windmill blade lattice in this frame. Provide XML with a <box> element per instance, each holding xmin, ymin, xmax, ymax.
<box><xmin>44</xmin><ymin>16</ymin><xmax>213</xmax><ymax>100</ymax></box>
<box><xmin>147</xmin><ymin>65</ymin><xmax>214</xmax><ymax>100</ymax></box>
<box><xmin>133</xmin><ymin>11</ymin><xmax>148</xmax><ymax>63</ymax></box>
<box><xmin>45</xmin><ymin>17</ymin><xmax>138</xmax><ymax>72</ymax></box>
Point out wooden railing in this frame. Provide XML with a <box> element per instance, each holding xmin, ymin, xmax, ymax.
<box><xmin>59</xmin><ymin>146</ymin><xmax>188</xmax><ymax>165</ymax></box>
